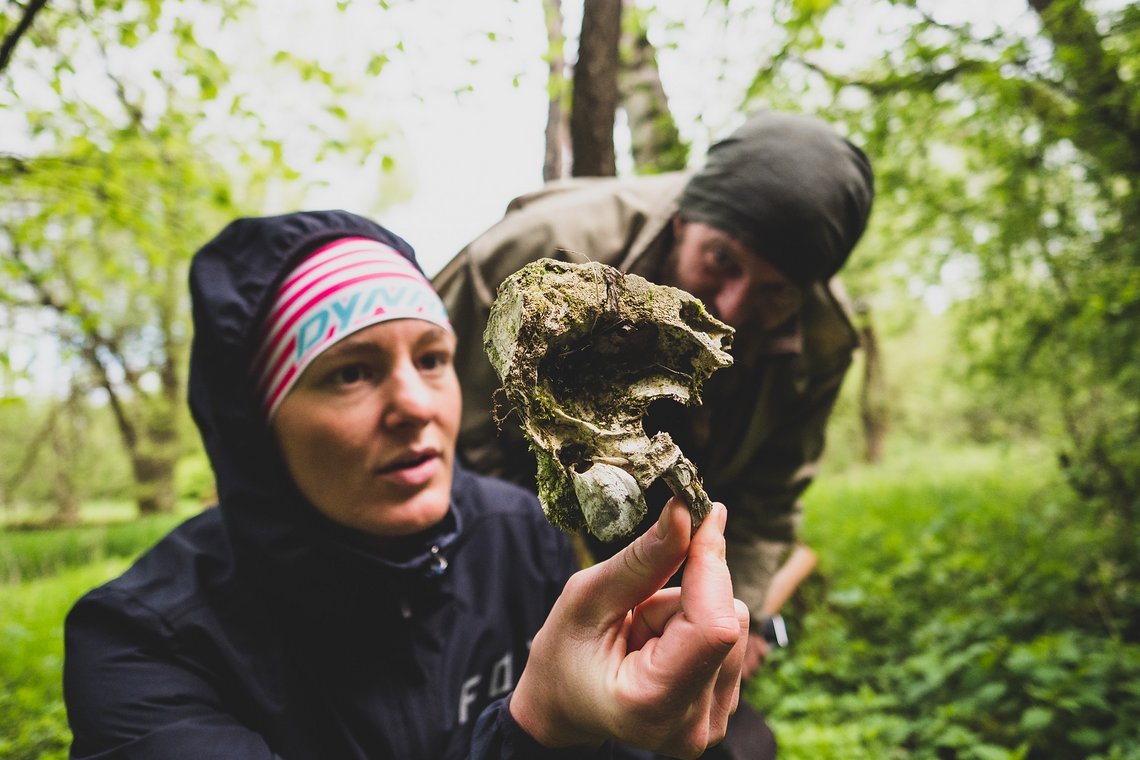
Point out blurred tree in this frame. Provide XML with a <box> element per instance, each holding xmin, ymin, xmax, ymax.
<box><xmin>738</xmin><ymin>0</ymin><xmax>1139</xmax><ymax>540</ymax></box>
<box><xmin>852</xmin><ymin>299</ymin><xmax>889</xmax><ymax>464</ymax></box>
<box><xmin>569</xmin><ymin>0</ymin><xmax>622</xmax><ymax>176</ymax></box>
<box><xmin>0</xmin><ymin>0</ymin><xmax>248</xmax><ymax>516</ymax></box>
<box><xmin>2</xmin><ymin>389</ymin><xmax>83</xmax><ymax>525</ymax></box>
<box><xmin>543</xmin><ymin>1</ymin><xmax>688</xmax><ymax>179</ymax></box>
<box><xmin>542</xmin><ymin>0</ymin><xmax>569</xmax><ymax>181</ymax></box>
<box><xmin>0</xmin><ymin>0</ymin><xmax>374</xmax><ymax>518</ymax></box>
<box><xmin>619</xmin><ymin>5</ymin><xmax>688</xmax><ymax>174</ymax></box>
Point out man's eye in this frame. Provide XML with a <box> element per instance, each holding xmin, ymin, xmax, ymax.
<box><xmin>759</xmin><ymin>282</ymin><xmax>795</xmax><ymax>298</ymax></box>
<box><xmin>707</xmin><ymin>246</ymin><xmax>737</xmax><ymax>273</ymax></box>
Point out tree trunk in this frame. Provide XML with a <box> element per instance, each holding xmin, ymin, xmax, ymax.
<box><xmin>619</xmin><ymin>6</ymin><xmax>688</xmax><ymax>174</ymax></box>
<box><xmin>132</xmin><ymin>447</ymin><xmax>177</xmax><ymax>515</ymax></box>
<box><xmin>570</xmin><ymin>0</ymin><xmax>621</xmax><ymax>177</ymax></box>
<box><xmin>131</xmin><ymin>395</ymin><xmax>180</xmax><ymax>515</ymax></box>
<box><xmin>855</xmin><ymin>301</ymin><xmax>888</xmax><ymax>463</ymax></box>
<box><xmin>543</xmin><ymin>0</ymin><xmax>568</xmax><ymax>181</ymax></box>
<box><xmin>3</xmin><ymin>389</ymin><xmax>84</xmax><ymax>524</ymax></box>
<box><xmin>4</xmin><ymin>399</ymin><xmax>59</xmax><ymax>509</ymax></box>
<box><xmin>0</xmin><ymin>0</ymin><xmax>49</xmax><ymax>75</ymax></box>
<box><xmin>49</xmin><ymin>405</ymin><xmax>81</xmax><ymax>526</ymax></box>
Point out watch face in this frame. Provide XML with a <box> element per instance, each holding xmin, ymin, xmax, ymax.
<box><xmin>762</xmin><ymin>614</ymin><xmax>789</xmax><ymax>648</ymax></box>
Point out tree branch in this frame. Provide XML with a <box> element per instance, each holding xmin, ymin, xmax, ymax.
<box><xmin>1027</xmin><ymin>0</ymin><xmax>1140</xmax><ymax>170</ymax></box>
<box><xmin>7</xmin><ymin>237</ymin><xmax>139</xmax><ymax>438</ymax></box>
<box><xmin>0</xmin><ymin>0</ymin><xmax>49</xmax><ymax>76</ymax></box>
<box><xmin>794</xmin><ymin>54</ymin><xmax>987</xmax><ymax>96</ymax></box>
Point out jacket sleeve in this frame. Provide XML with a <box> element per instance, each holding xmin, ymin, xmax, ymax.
<box><xmin>467</xmin><ymin>696</ymin><xmax>604</xmax><ymax>760</ymax></box>
<box><xmin>469</xmin><ymin>696</ymin><xmax>657</xmax><ymax>760</ymax></box>
<box><xmin>64</xmin><ymin>588</ymin><xmax>282</xmax><ymax>760</ymax></box>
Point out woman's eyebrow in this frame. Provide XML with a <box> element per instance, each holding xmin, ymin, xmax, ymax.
<box><xmin>415</xmin><ymin>328</ymin><xmax>454</xmax><ymax>348</ymax></box>
<box><xmin>316</xmin><ymin>338</ymin><xmax>385</xmax><ymax>362</ymax></box>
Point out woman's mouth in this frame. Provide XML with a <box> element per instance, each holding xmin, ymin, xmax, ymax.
<box><xmin>375</xmin><ymin>451</ymin><xmax>441</xmax><ymax>486</ymax></box>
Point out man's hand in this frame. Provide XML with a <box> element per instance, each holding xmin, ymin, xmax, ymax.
<box><xmin>743</xmin><ymin>543</ymin><xmax>817</xmax><ymax>680</ymax></box>
<box><xmin>510</xmin><ymin>498</ymin><xmax>749</xmax><ymax>759</ymax></box>
<box><xmin>741</xmin><ymin>632</ymin><xmax>772</xmax><ymax>681</ymax></box>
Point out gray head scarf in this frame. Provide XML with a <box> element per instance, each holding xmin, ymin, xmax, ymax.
<box><xmin>678</xmin><ymin>110</ymin><xmax>874</xmax><ymax>285</ymax></box>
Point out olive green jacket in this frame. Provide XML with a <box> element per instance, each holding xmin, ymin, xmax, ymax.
<box><xmin>432</xmin><ymin>172</ymin><xmax>858</xmax><ymax>612</ymax></box>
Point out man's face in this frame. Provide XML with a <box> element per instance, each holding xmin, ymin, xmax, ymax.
<box><xmin>663</xmin><ymin>218</ymin><xmax>803</xmax><ymax>331</ymax></box>
<box><xmin>271</xmin><ymin>320</ymin><xmax>460</xmax><ymax>538</ymax></box>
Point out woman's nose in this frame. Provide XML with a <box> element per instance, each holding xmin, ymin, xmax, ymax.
<box><xmin>382</xmin><ymin>365</ymin><xmax>433</xmax><ymax>428</ymax></box>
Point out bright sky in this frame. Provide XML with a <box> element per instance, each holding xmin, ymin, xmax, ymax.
<box><xmin>207</xmin><ymin>0</ymin><xmax>797</xmax><ymax>275</ymax></box>
<box><xmin>225</xmin><ymin>0</ymin><xmax>1046</xmax><ymax>276</ymax></box>
<box><xmin>228</xmin><ymin>0</ymin><xmax>575</xmax><ymax>276</ymax></box>
<box><xmin>0</xmin><ymin>0</ymin><xmax>1096</xmax><ymax>395</ymax></box>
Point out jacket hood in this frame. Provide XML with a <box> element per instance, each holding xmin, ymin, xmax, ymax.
<box><xmin>187</xmin><ymin>210</ymin><xmax>449</xmax><ymax>617</ymax></box>
<box><xmin>679</xmin><ymin>110</ymin><xmax>874</xmax><ymax>285</ymax></box>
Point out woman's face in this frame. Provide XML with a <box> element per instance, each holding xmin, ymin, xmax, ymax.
<box><xmin>271</xmin><ymin>320</ymin><xmax>460</xmax><ymax>537</ymax></box>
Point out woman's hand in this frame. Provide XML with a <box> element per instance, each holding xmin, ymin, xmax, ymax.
<box><xmin>511</xmin><ymin>498</ymin><xmax>749</xmax><ymax>759</ymax></box>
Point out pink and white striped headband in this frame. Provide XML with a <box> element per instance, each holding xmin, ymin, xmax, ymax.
<box><xmin>251</xmin><ymin>237</ymin><xmax>451</xmax><ymax>419</ymax></box>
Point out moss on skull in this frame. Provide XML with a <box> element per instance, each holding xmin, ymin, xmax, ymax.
<box><xmin>484</xmin><ymin>258</ymin><xmax>734</xmax><ymax>539</ymax></box>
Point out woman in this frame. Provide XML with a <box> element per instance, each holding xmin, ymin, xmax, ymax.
<box><xmin>63</xmin><ymin>210</ymin><xmax>747</xmax><ymax>759</ymax></box>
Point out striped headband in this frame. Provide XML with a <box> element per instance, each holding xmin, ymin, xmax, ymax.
<box><xmin>251</xmin><ymin>237</ymin><xmax>451</xmax><ymax>419</ymax></box>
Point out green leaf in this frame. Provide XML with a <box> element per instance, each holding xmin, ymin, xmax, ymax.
<box><xmin>1019</xmin><ymin>706</ymin><xmax>1053</xmax><ymax>732</ymax></box>
<box><xmin>367</xmin><ymin>54</ymin><xmax>390</xmax><ymax>76</ymax></box>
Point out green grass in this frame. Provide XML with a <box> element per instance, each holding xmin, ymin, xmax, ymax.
<box><xmin>0</xmin><ymin>506</ymin><xmax>199</xmax><ymax>585</ymax></box>
<box><xmin>1</xmin><ymin>499</ymin><xmax>139</xmax><ymax>528</ymax></box>
<box><xmin>0</xmin><ymin>559</ymin><xmax>131</xmax><ymax>760</ymax></box>
<box><xmin>0</xmin><ymin>504</ymin><xmax>197</xmax><ymax>757</ymax></box>
<box><xmin>2</xmin><ymin>443</ymin><xmax>1137</xmax><ymax>759</ymax></box>
<box><xmin>751</xmin><ymin>443</ymin><xmax>1140</xmax><ymax>760</ymax></box>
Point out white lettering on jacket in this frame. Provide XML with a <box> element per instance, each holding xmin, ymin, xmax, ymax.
<box><xmin>457</xmin><ymin>650</ymin><xmax>519</xmax><ymax>725</ymax></box>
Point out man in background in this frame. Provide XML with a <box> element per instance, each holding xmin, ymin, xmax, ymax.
<box><xmin>433</xmin><ymin>109</ymin><xmax>874</xmax><ymax>688</ymax></box>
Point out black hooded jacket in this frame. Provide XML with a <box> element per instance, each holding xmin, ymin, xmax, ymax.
<box><xmin>62</xmin><ymin>211</ymin><xmax>583</xmax><ymax>759</ymax></box>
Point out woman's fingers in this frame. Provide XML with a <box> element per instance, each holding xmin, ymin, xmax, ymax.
<box><xmin>628</xmin><ymin>588</ymin><xmax>682</xmax><ymax>651</ymax></box>
<box><xmin>708</xmin><ymin>599</ymin><xmax>750</xmax><ymax>736</ymax></box>
<box><xmin>511</xmin><ymin>499</ymin><xmax>745</xmax><ymax>759</ymax></box>
<box><xmin>568</xmin><ymin>497</ymin><xmax>692</xmax><ymax>625</ymax></box>
<box><xmin>640</xmin><ymin>503</ymin><xmax>741</xmax><ymax>692</ymax></box>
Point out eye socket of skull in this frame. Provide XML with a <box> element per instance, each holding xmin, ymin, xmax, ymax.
<box><xmin>538</xmin><ymin>316</ymin><xmax>662</xmax><ymax>418</ymax></box>
<box><xmin>556</xmin><ymin>442</ymin><xmax>591</xmax><ymax>471</ymax></box>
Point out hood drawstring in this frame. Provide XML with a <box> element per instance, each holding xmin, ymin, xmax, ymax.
<box><xmin>427</xmin><ymin>545</ymin><xmax>449</xmax><ymax>578</ymax></box>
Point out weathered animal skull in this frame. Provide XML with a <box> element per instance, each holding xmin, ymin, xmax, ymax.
<box><xmin>484</xmin><ymin>258</ymin><xmax>734</xmax><ymax>541</ymax></box>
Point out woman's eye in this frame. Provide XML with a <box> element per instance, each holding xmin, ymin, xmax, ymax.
<box><xmin>334</xmin><ymin>364</ymin><xmax>371</xmax><ymax>385</ymax></box>
<box><xmin>419</xmin><ymin>351</ymin><xmax>452</xmax><ymax>372</ymax></box>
